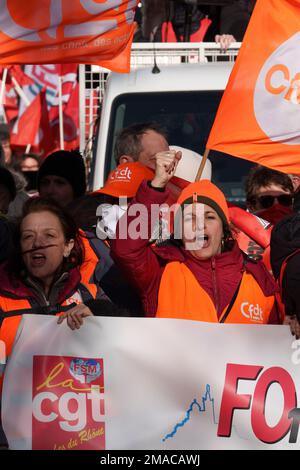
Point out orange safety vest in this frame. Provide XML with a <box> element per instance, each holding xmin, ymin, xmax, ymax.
<box><xmin>156</xmin><ymin>262</ymin><xmax>275</xmax><ymax>324</ymax></box>
<box><xmin>79</xmin><ymin>230</ymin><xmax>100</xmax><ymax>298</ymax></box>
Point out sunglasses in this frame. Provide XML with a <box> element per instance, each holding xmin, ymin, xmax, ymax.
<box><xmin>255</xmin><ymin>194</ymin><xmax>293</xmax><ymax>209</ymax></box>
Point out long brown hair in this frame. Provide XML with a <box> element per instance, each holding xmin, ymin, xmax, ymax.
<box><xmin>10</xmin><ymin>196</ymin><xmax>84</xmax><ymax>276</ymax></box>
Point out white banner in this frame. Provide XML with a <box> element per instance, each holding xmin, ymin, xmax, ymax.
<box><xmin>2</xmin><ymin>316</ymin><xmax>300</xmax><ymax>450</ymax></box>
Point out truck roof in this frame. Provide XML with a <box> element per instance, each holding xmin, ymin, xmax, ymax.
<box><xmin>105</xmin><ymin>62</ymin><xmax>234</xmax><ymax>96</ymax></box>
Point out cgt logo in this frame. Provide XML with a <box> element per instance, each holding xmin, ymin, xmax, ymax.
<box><xmin>254</xmin><ymin>31</ymin><xmax>300</xmax><ymax>145</ymax></box>
<box><xmin>218</xmin><ymin>363</ymin><xmax>300</xmax><ymax>444</ymax></box>
<box><xmin>240</xmin><ymin>303</ymin><xmax>263</xmax><ymax>323</ymax></box>
<box><xmin>32</xmin><ymin>356</ymin><xmax>105</xmax><ymax>450</ymax></box>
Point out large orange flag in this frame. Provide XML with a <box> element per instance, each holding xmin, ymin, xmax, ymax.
<box><xmin>207</xmin><ymin>0</ymin><xmax>300</xmax><ymax>174</ymax></box>
<box><xmin>0</xmin><ymin>0</ymin><xmax>137</xmax><ymax>73</ymax></box>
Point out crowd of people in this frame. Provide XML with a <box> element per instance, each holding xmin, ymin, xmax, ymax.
<box><xmin>1</xmin><ymin>117</ymin><xmax>300</xmax><ymax>447</ymax></box>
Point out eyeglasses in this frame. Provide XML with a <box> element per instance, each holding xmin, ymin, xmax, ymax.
<box><xmin>256</xmin><ymin>194</ymin><xmax>293</xmax><ymax>209</ymax></box>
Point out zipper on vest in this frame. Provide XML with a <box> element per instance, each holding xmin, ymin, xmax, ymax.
<box><xmin>211</xmin><ymin>257</ymin><xmax>219</xmax><ymax>314</ymax></box>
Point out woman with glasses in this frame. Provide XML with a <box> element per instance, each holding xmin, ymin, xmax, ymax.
<box><xmin>245</xmin><ymin>165</ymin><xmax>293</xmax><ymax>225</ymax></box>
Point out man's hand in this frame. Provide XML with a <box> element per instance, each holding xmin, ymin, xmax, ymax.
<box><xmin>215</xmin><ymin>34</ymin><xmax>236</xmax><ymax>52</ymax></box>
<box><xmin>151</xmin><ymin>150</ymin><xmax>182</xmax><ymax>189</ymax></box>
<box><xmin>283</xmin><ymin>315</ymin><xmax>300</xmax><ymax>339</ymax></box>
<box><xmin>57</xmin><ymin>304</ymin><xmax>93</xmax><ymax>330</ymax></box>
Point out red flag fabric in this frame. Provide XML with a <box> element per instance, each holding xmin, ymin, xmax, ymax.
<box><xmin>11</xmin><ymin>92</ymin><xmax>41</xmax><ymax>147</ymax></box>
<box><xmin>11</xmin><ymin>64</ymin><xmax>80</xmax><ymax>155</ymax></box>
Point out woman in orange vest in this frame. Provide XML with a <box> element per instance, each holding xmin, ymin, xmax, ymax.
<box><xmin>0</xmin><ymin>197</ymin><xmax>110</xmax><ymax>385</ymax></box>
<box><xmin>111</xmin><ymin>150</ymin><xmax>281</xmax><ymax>324</ymax></box>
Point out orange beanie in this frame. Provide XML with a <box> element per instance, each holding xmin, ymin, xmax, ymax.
<box><xmin>176</xmin><ymin>180</ymin><xmax>230</xmax><ymax>225</ymax></box>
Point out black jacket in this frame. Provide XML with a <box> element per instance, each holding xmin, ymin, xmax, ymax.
<box><xmin>271</xmin><ymin>214</ymin><xmax>300</xmax><ymax>319</ymax></box>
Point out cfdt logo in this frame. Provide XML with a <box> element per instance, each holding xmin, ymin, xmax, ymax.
<box><xmin>254</xmin><ymin>32</ymin><xmax>300</xmax><ymax>145</ymax></box>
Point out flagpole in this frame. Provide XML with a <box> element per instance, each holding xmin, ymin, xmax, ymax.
<box><xmin>58</xmin><ymin>76</ymin><xmax>64</xmax><ymax>150</ymax></box>
<box><xmin>195</xmin><ymin>148</ymin><xmax>210</xmax><ymax>181</ymax></box>
<box><xmin>87</xmin><ymin>88</ymin><xmax>94</xmax><ymax>167</ymax></box>
<box><xmin>11</xmin><ymin>76</ymin><xmax>30</xmax><ymax>106</ymax></box>
<box><xmin>0</xmin><ymin>68</ymin><xmax>8</xmax><ymax>106</ymax></box>
<box><xmin>25</xmin><ymin>144</ymin><xmax>31</xmax><ymax>154</ymax></box>
<box><xmin>0</xmin><ymin>68</ymin><xmax>8</xmax><ymax>123</ymax></box>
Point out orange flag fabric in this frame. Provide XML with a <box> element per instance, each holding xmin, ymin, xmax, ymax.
<box><xmin>206</xmin><ymin>0</ymin><xmax>300</xmax><ymax>175</ymax></box>
<box><xmin>0</xmin><ymin>0</ymin><xmax>137</xmax><ymax>73</ymax></box>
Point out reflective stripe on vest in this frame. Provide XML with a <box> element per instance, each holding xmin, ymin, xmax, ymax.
<box><xmin>79</xmin><ymin>232</ymin><xmax>99</xmax><ymax>298</ymax></box>
<box><xmin>156</xmin><ymin>262</ymin><xmax>275</xmax><ymax>324</ymax></box>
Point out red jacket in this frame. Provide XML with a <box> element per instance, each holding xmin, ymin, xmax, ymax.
<box><xmin>111</xmin><ymin>181</ymin><xmax>280</xmax><ymax>323</ymax></box>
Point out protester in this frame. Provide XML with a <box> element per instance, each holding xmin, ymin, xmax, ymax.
<box><xmin>270</xmin><ymin>213</ymin><xmax>300</xmax><ymax>337</ymax></box>
<box><xmin>0</xmin><ymin>123</ymin><xmax>17</xmax><ymax>170</ymax></box>
<box><xmin>111</xmin><ymin>151</ymin><xmax>281</xmax><ymax>323</ymax></box>
<box><xmin>37</xmin><ymin>148</ymin><xmax>143</xmax><ymax>315</ymax></box>
<box><xmin>291</xmin><ymin>175</ymin><xmax>300</xmax><ymax>213</ymax></box>
<box><xmin>18</xmin><ymin>152</ymin><xmax>41</xmax><ymax>194</ymax></box>
<box><xmin>7</xmin><ymin>169</ymin><xmax>29</xmax><ymax>219</ymax></box>
<box><xmin>38</xmin><ymin>149</ymin><xmax>86</xmax><ymax>206</ymax></box>
<box><xmin>114</xmin><ymin>122</ymin><xmax>169</xmax><ymax>169</ymax></box>
<box><xmin>0</xmin><ymin>144</ymin><xmax>4</xmax><ymax>167</ymax></box>
<box><xmin>245</xmin><ymin>165</ymin><xmax>293</xmax><ymax>224</ymax></box>
<box><xmin>215</xmin><ymin>0</ymin><xmax>256</xmax><ymax>43</ymax></box>
<box><xmin>0</xmin><ymin>197</ymin><xmax>111</xmax><ymax>383</ymax></box>
<box><xmin>140</xmin><ymin>0</ymin><xmax>256</xmax><ymax>44</ymax></box>
<box><xmin>20</xmin><ymin>153</ymin><xmax>40</xmax><ymax>173</ymax></box>
<box><xmin>68</xmin><ymin>162</ymin><xmax>155</xmax><ymax>317</ymax></box>
<box><xmin>0</xmin><ymin>166</ymin><xmax>16</xmax><ymax>216</ymax></box>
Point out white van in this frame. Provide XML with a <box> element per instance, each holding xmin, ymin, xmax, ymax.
<box><xmin>88</xmin><ymin>45</ymin><xmax>253</xmax><ymax>205</ymax></box>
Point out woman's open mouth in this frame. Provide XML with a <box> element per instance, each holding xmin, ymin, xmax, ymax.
<box><xmin>193</xmin><ymin>235</ymin><xmax>209</xmax><ymax>249</ymax></box>
<box><xmin>30</xmin><ymin>252</ymin><xmax>47</xmax><ymax>267</ymax></box>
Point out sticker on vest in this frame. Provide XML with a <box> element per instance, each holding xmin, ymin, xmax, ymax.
<box><xmin>65</xmin><ymin>291</ymin><xmax>83</xmax><ymax>306</ymax></box>
<box><xmin>240</xmin><ymin>302</ymin><xmax>264</xmax><ymax>323</ymax></box>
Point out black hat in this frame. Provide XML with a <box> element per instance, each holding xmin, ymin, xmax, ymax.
<box><xmin>38</xmin><ymin>150</ymin><xmax>86</xmax><ymax>199</ymax></box>
<box><xmin>0</xmin><ymin>167</ymin><xmax>17</xmax><ymax>200</ymax></box>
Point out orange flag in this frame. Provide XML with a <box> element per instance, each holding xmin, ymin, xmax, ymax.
<box><xmin>207</xmin><ymin>0</ymin><xmax>300</xmax><ymax>174</ymax></box>
<box><xmin>0</xmin><ymin>0</ymin><xmax>138</xmax><ymax>73</ymax></box>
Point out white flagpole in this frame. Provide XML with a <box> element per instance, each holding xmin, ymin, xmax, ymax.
<box><xmin>0</xmin><ymin>68</ymin><xmax>8</xmax><ymax>106</ymax></box>
<box><xmin>88</xmin><ymin>88</ymin><xmax>94</xmax><ymax>152</ymax></box>
<box><xmin>11</xmin><ymin>76</ymin><xmax>30</xmax><ymax>106</ymax></box>
<box><xmin>58</xmin><ymin>76</ymin><xmax>64</xmax><ymax>150</ymax></box>
<box><xmin>0</xmin><ymin>68</ymin><xmax>8</xmax><ymax>122</ymax></box>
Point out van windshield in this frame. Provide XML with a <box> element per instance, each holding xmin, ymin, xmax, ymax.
<box><xmin>104</xmin><ymin>91</ymin><xmax>254</xmax><ymax>206</ymax></box>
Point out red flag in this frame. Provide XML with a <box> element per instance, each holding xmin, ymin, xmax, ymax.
<box><xmin>0</xmin><ymin>65</ymin><xmax>33</xmax><ymax>86</ymax></box>
<box><xmin>38</xmin><ymin>89</ymin><xmax>55</xmax><ymax>157</ymax></box>
<box><xmin>11</xmin><ymin>93</ymin><xmax>41</xmax><ymax>147</ymax></box>
<box><xmin>2</xmin><ymin>82</ymin><xmax>18</xmax><ymax>123</ymax></box>
<box><xmin>12</xmin><ymin>64</ymin><xmax>80</xmax><ymax>155</ymax></box>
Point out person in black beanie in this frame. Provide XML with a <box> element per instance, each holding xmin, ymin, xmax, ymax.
<box><xmin>38</xmin><ymin>150</ymin><xmax>87</xmax><ymax>207</ymax></box>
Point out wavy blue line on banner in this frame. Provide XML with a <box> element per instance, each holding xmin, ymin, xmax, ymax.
<box><xmin>162</xmin><ymin>384</ymin><xmax>217</xmax><ymax>442</ymax></box>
